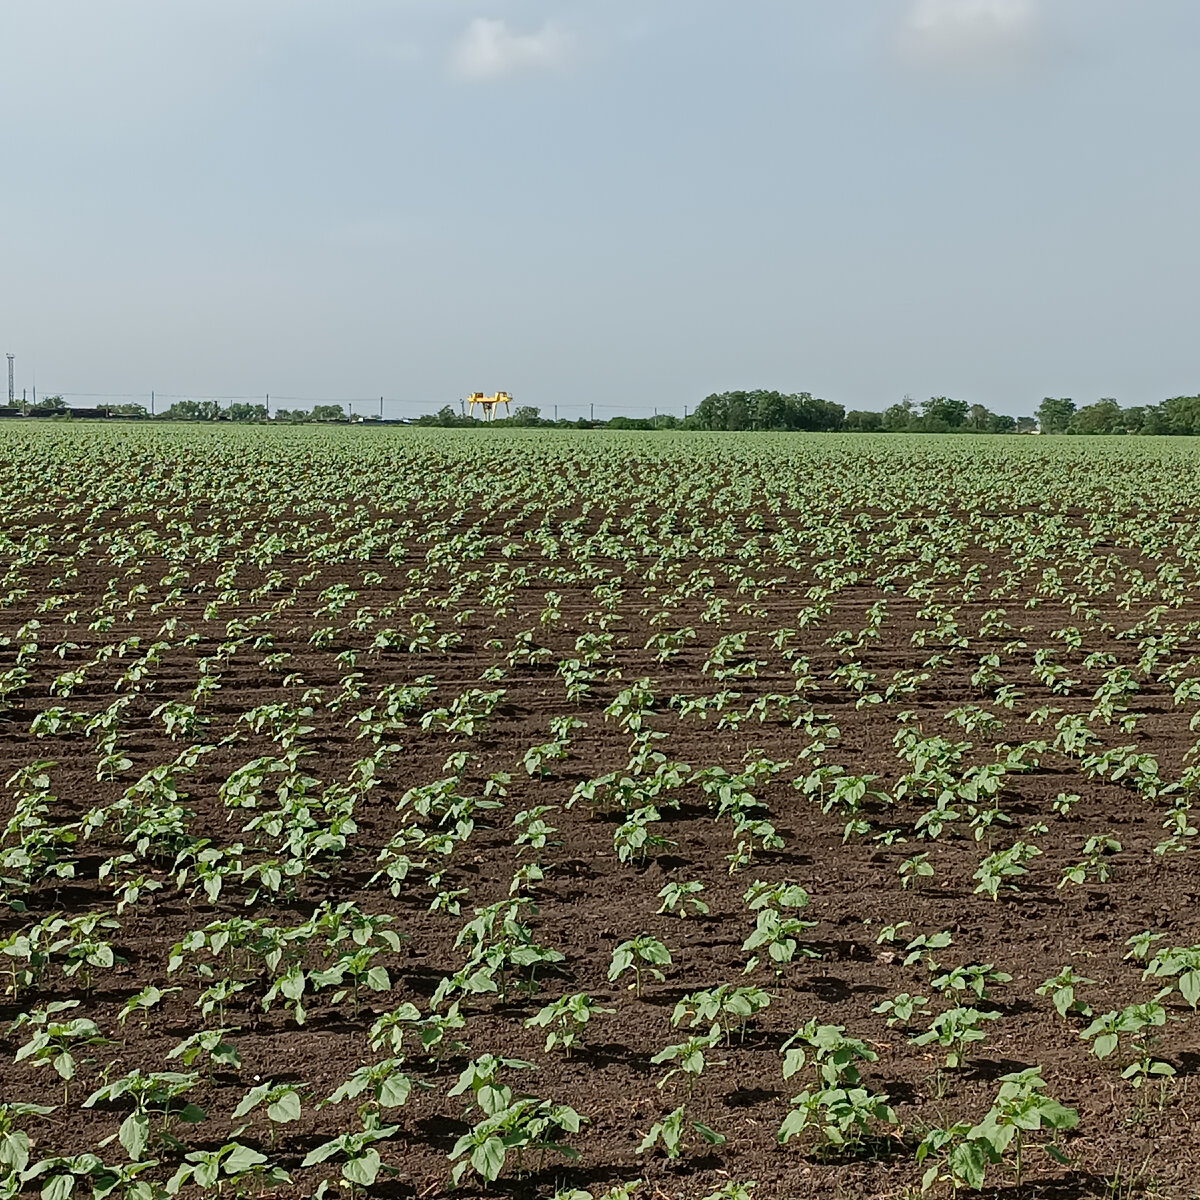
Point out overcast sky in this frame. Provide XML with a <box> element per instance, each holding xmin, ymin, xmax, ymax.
<box><xmin>2</xmin><ymin>1</ymin><xmax>1198</xmax><ymax>419</ymax></box>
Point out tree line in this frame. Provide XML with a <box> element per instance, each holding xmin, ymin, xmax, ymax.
<box><xmin>416</xmin><ymin>391</ymin><xmax>1200</xmax><ymax>435</ymax></box>
<box><xmin>4</xmin><ymin>398</ymin><xmax>356</xmax><ymax>423</ymax></box>
<box><xmin>11</xmin><ymin>391</ymin><xmax>1200</xmax><ymax>434</ymax></box>
<box><xmin>1034</xmin><ymin>394</ymin><xmax>1200</xmax><ymax>436</ymax></box>
<box><xmin>686</xmin><ymin>391</ymin><xmax>1200</xmax><ymax>434</ymax></box>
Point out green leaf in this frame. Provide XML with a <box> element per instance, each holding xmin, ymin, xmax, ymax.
<box><xmin>636</xmin><ymin>1123</ymin><xmax>662</xmax><ymax>1155</ymax></box>
<box><xmin>280</xmin><ymin>969</ymin><xmax>306</xmax><ymax>1001</ymax></box>
<box><xmin>120</xmin><ymin>1111</ymin><xmax>150</xmax><ymax>1161</ymax></box>
<box><xmin>211</xmin><ymin>1042</ymin><xmax>240</xmax><ymax>1068</ymax></box>
<box><xmin>949</xmin><ymin>1140</ymin><xmax>991</xmax><ymax>1189</ymax></box>
<box><xmin>1180</xmin><ymin>970</ymin><xmax>1200</xmax><ymax>1008</ymax></box>
<box><xmin>223</xmin><ymin>1143</ymin><xmax>268</xmax><ymax>1174</ymax></box>
<box><xmin>471</xmin><ymin>1136</ymin><xmax>507</xmax><ymax>1183</ymax></box>
<box><xmin>1038</xmin><ymin>1099</ymin><xmax>1080</xmax><ymax>1130</ymax></box>
<box><xmin>781</xmin><ymin>1048</ymin><xmax>806</xmax><ymax>1079</ymax></box>
<box><xmin>301</xmin><ymin>1140</ymin><xmax>340</xmax><ymax>1168</ymax></box>
<box><xmin>378</xmin><ymin>1073</ymin><xmax>412</xmax><ymax>1108</ymax></box>
<box><xmin>193</xmin><ymin>1161</ymin><xmax>219</xmax><ymax>1189</ymax></box>
<box><xmin>0</xmin><ymin>1129</ymin><xmax>31</xmax><ymax>1173</ymax></box>
<box><xmin>777</xmin><ymin>1109</ymin><xmax>808</xmax><ymax>1144</ymax></box>
<box><xmin>42</xmin><ymin>1174</ymin><xmax>75</xmax><ymax>1200</ymax></box>
<box><xmin>231</xmin><ymin>1083</ymin><xmax>270</xmax><ymax>1120</ymax></box>
<box><xmin>165</xmin><ymin>1165</ymin><xmax>193</xmax><ymax>1195</ymax></box>
<box><xmin>268</xmin><ymin>1091</ymin><xmax>302</xmax><ymax>1123</ymax></box>
<box><xmin>342</xmin><ymin>1149</ymin><xmax>381</xmax><ymax>1187</ymax></box>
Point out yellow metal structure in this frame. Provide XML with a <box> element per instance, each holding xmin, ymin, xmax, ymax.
<box><xmin>466</xmin><ymin>392</ymin><xmax>512</xmax><ymax>421</ymax></box>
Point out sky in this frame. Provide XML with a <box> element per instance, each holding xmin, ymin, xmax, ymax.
<box><xmin>1</xmin><ymin>0</ymin><xmax>1198</xmax><ymax>420</ymax></box>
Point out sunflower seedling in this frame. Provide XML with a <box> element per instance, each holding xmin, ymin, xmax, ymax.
<box><xmin>608</xmin><ymin>936</ymin><xmax>672</xmax><ymax>998</ymax></box>
<box><xmin>637</xmin><ymin>1104</ymin><xmax>725</xmax><ymax>1161</ymax></box>
<box><xmin>1036</xmin><ymin>967</ymin><xmax>1095</xmax><ymax>1020</ymax></box>
<box><xmin>911</xmin><ymin>1006</ymin><xmax>1000</xmax><ymax>1069</ymax></box>
<box><xmin>231</xmin><ymin>1081</ymin><xmax>304</xmax><ymax>1148</ymax></box>
<box><xmin>525</xmin><ymin>993</ymin><xmax>613</xmax><ymax>1056</ymax></box>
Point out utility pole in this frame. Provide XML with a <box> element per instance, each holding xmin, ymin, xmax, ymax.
<box><xmin>5</xmin><ymin>355</ymin><xmax>12</xmax><ymax>406</ymax></box>
<box><xmin>151</xmin><ymin>391</ymin><xmax>155</xmax><ymax>416</ymax></box>
<box><xmin>589</xmin><ymin>403</ymin><xmax>594</xmax><ymax>423</ymax></box>
<box><xmin>553</xmin><ymin>404</ymin><xmax>558</xmax><ymax>421</ymax></box>
<box><xmin>379</xmin><ymin>396</ymin><xmax>383</xmax><ymax>419</ymax></box>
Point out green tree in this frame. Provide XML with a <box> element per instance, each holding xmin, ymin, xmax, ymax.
<box><xmin>791</xmin><ymin>393</ymin><xmax>845</xmax><ymax>431</ymax></box>
<box><xmin>1068</xmin><ymin>398</ymin><xmax>1121</xmax><ymax>434</ymax></box>
<box><xmin>689</xmin><ymin>391</ymin><xmax>842</xmax><ymax>432</ymax></box>
<box><xmin>310</xmin><ymin>404</ymin><xmax>346</xmax><ymax>422</ymax></box>
<box><xmin>920</xmin><ymin>396</ymin><xmax>969</xmax><ymax>429</ymax></box>
<box><xmin>844</xmin><ymin>410</ymin><xmax>882</xmax><ymax>432</ymax></box>
<box><xmin>162</xmin><ymin>400</ymin><xmax>219</xmax><ymax>421</ymax></box>
<box><xmin>881</xmin><ymin>398</ymin><xmax>915</xmax><ymax>432</ymax></box>
<box><xmin>1161</xmin><ymin>395</ymin><xmax>1200</xmax><ymax>435</ymax></box>
<box><xmin>690</xmin><ymin>392</ymin><xmax>730</xmax><ymax>430</ymax></box>
<box><xmin>224</xmin><ymin>403</ymin><xmax>267</xmax><ymax>422</ymax></box>
<box><xmin>1037</xmin><ymin>397</ymin><xmax>1075</xmax><ymax>433</ymax></box>
<box><xmin>726</xmin><ymin>393</ymin><xmax>750</xmax><ymax>431</ymax></box>
<box><xmin>967</xmin><ymin>403</ymin><xmax>992</xmax><ymax>431</ymax></box>
<box><xmin>414</xmin><ymin>405</ymin><xmax>476</xmax><ymax>427</ymax></box>
<box><xmin>1118</xmin><ymin>405</ymin><xmax>1153</xmax><ymax>434</ymax></box>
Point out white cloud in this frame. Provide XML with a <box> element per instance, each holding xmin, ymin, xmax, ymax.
<box><xmin>896</xmin><ymin>0</ymin><xmax>1040</xmax><ymax>70</ymax></box>
<box><xmin>450</xmin><ymin>18</ymin><xmax>573</xmax><ymax>81</ymax></box>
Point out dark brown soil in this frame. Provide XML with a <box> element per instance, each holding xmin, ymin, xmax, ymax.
<box><xmin>2</xmin><ymin>428</ymin><xmax>1200</xmax><ymax>1200</ymax></box>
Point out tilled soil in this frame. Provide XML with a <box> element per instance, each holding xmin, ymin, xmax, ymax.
<box><xmin>2</xmin><ymin>427</ymin><xmax>1200</xmax><ymax>1200</ymax></box>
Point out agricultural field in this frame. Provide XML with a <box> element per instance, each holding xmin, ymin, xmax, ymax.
<box><xmin>3</xmin><ymin>425</ymin><xmax>1200</xmax><ymax>1200</ymax></box>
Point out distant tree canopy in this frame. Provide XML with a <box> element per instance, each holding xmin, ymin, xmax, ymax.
<box><xmin>409</xmin><ymin>391</ymin><xmax>1200</xmax><ymax>435</ymax></box>
<box><xmin>412</xmin><ymin>404</ymin><xmax>685</xmax><ymax>431</ymax></box>
<box><xmin>162</xmin><ymin>400</ymin><xmax>268</xmax><ymax>422</ymax></box>
<box><xmin>920</xmin><ymin>396</ymin><xmax>969</xmax><ymax>430</ymax></box>
<box><xmin>14</xmin><ymin>388</ymin><xmax>1200</xmax><ymax>435</ymax></box>
<box><xmin>844</xmin><ymin>410</ymin><xmax>882</xmax><ymax>432</ymax></box>
<box><xmin>170</xmin><ymin>391</ymin><xmax>1200</xmax><ymax>434</ymax></box>
<box><xmin>1155</xmin><ymin>394</ymin><xmax>1200</xmax><ymax>435</ymax></box>
<box><xmin>161</xmin><ymin>400</ymin><xmax>222</xmax><ymax>421</ymax></box>
<box><xmin>1033</xmin><ymin>395</ymin><xmax>1200</xmax><ymax>436</ymax></box>
<box><xmin>1037</xmin><ymin>397</ymin><xmax>1076</xmax><ymax>434</ymax></box>
<box><xmin>414</xmin><ymin>405</ymin><xmax>477</xmax><ymax>428</ymax></box>
<box><xmin>5</xmin><ymin>394</ymin><xmax>66</xmax><ymax>411</ymax></box>
<box><xmin>688</xmin><ymin>390</ymin><xmax>845</xmax><ymax>432</ymax></box>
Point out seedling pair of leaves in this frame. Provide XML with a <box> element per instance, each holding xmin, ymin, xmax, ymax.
<box><xmin>637</xmin><ymin>1105</ymin><xmax>725</xmax><ymax>1160</ymax></box>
